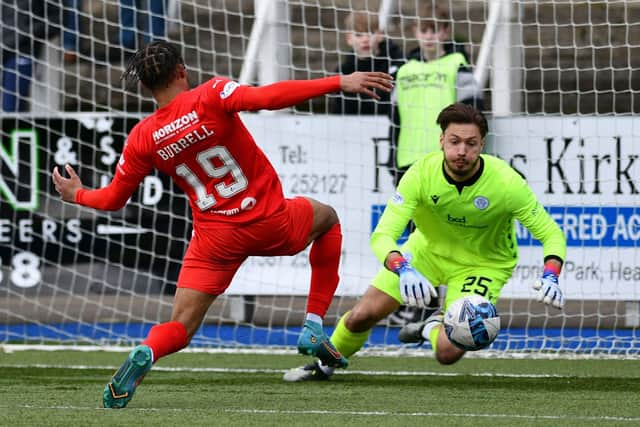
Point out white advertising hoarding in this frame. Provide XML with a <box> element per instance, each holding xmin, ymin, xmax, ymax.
<box><xmin>3</xmin><ymin>114</ymin><xmax>635</xmax><ymax>300</ymax></box>
<box><xmin>228</xmin><ymin>115</ymin><xmax>640</xmax><ymax>300</ymax></box>
<box><xmin>490</xmin><ymin>116</ymin><xmax>640</xmax><ymax>300</ymax></box>
<box><xmin>227</xmin><ymin>115</ymin><xmax>394</xmax><ymax>296</ymax></box>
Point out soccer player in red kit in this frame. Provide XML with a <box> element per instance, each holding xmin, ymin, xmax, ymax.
<box><xmin>52</xmin><ymin>41</ymin><xmax>393</xmax><ymax>408</ymax></box>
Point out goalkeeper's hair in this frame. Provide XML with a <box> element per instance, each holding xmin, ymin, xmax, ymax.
<box><xmin>122</xmin><ymin>41</ymin><xmax>184</xmax><ymax>92</ymax></box>
<box><xmin>437</xmin><ymin>103</ymin><xmax>489</xmax><ymax>138</ymax></box>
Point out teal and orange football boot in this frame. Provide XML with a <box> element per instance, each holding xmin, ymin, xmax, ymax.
<box><xmin>297</xmin><ymin>320</ymin><xmax>348</xmax><ymax>368</ymax></box>
<box><xmin>103</xmin><ymin>345</ymin><xmax>153</xmax><ymax>409</ymax></box>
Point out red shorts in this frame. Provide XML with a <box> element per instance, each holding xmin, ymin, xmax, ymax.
<box><xmin>177</xmin><ymin>197</ymin><xmax>314</xmax><ymax>295</ymax></box>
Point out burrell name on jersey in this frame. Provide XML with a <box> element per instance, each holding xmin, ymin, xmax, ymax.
<box><xmin>154</xmin><ymin>124</ymin><xmax>215</xmax><ymax>160</ymax></box>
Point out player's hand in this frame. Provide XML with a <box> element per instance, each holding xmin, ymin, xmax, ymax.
<box><xmin>340</xmin><ymin>72</ymin><xmax>393</xmax><ymax>100</ymax></box>
<box><xmin>391</xmin><ymin>259</ymin><xmax>437</xmax><ymax>308</ymax></box>
<box><xmin>52</xmin><ymin>164</ymin><xmax>83</xmax><ymax>203</ymax></box>
<box><xmin>532</xmin><ymin>270</ymin><xmax>564</xmax><ymax>309</ymax></box>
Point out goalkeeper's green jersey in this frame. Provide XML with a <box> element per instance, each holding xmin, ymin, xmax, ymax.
<box><xmin>371</xmin><ymin>153</ymin><xmax>566</xmax><ymax>270</ymax></box>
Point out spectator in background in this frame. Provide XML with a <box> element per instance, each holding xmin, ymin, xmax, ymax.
<box><xmin>386</xmin><ymin>5</ymin><xmax>484</xmax><ymax>325</ymax></box>
<box><xmin>113</xmin><ymin>0</ymin><xmax>166</xmax><ymax>60</ymax></box>
<box><xmin>332</xmin><ymin>10</ymin><xmax>404</xmax><ymax>115</ymax></box>
<box><xmin>62</xmin><ymin>0</ymin><xmax>82</xmax><ymax>63</ymax></box>
<box><xmin>389</xmin><ymin>5</ymin><xmax>483</xmax><ymax>186</ymax></box>
<box><xmin>1</xmin><ymin>0</ymin><xmax>61</xmax><ymax>112</ymax></box>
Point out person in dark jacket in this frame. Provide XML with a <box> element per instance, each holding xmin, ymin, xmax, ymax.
<box><xmin>1</xmin><ymin>0</ymin><xmax>62</xmax><ymax>112</ymax></box>
<box><xmin>332</xmin><ymin>11</ymin><xmax>404</xmax><ymax>115</ymax></box>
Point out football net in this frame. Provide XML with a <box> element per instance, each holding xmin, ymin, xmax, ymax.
<box><xmin>1</xmin><ymin>0</ymin><xmax>639</xmax><ymax>357</ymax></box>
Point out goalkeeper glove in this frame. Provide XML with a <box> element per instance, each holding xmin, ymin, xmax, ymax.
<box><xmin>387</xmin><ymin>253</ymin><xmax>437</xmax><ymax>308</ymax></box>
<box><xmin>532</xmin><ymin>262</ymin><xmax>564</xmax><ymax>309</ymax></box>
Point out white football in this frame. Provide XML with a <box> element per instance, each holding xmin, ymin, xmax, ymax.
<box><xmin>444</xmin><ymin>295</ymin><xmax>500</xmax><ymax>351</ymax></box>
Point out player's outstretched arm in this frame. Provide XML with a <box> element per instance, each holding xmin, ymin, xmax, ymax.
<box><xmin>510</xmin><ymin>174</ymin><xmax>566</xmax><ymax>310</ymax></box>
<box><xmin>231</xmin><ymin>72</ymin><xmax>393</xmax><ymax>112</ymax></box>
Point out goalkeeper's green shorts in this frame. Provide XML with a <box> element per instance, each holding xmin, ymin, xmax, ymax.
<box><xmin>371</xmin><ymin>231</ymin><xmax>514</xmax><ymax>311</ymax></box>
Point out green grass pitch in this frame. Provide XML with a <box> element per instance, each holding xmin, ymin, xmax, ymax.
<box><xmin>1</xmin><ymin>350</ymin><xmax>639</xmax><ymax>426</ymax></box>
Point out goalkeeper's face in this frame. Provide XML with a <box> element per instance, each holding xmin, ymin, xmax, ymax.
<box><xmin>440</xmin><ymin>123</ymin><xmax>484</xmax><ymax>181</ymax></box>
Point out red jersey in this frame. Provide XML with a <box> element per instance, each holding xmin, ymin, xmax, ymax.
<box><xmin>116</xmin><ymin>78</ymin><xmax>284</xmax><ymax>225</ymax></box>
<box><xmin>76</xmin><ymin>76</ymin><xmax>341</xmax><ymax>225</ymax></box>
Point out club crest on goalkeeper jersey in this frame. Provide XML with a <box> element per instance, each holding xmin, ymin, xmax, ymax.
<box><xmin>114</xmin><ymin>77</ymin><xmax>285</xmax><ymax>225</ymax></box>
<box><xmin>371</xmin><ymin>152</ymin><xmax>566</xmax><ymax>270</ymax></box>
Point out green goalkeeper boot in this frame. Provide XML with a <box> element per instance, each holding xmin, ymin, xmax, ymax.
<box><xmin>297</xmin><ymin>320</ymin><xmax>348</xmax><ymax>368</ymax></box>
<box><xmin>398</xmin><ymin>310</ymin><xmax>444</xmax><ymax>344</ymax></box>
<box><xmin>103</xmin><ymin>345</ymin><xmax>153</xmax><ymax>409</ymax></box>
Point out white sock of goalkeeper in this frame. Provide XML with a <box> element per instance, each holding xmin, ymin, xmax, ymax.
<box><xmin>421</xmin><ymin>320</ymin><xmax>440</xmax><ymax>342</ymax></box>
<box><xmin>317</xmin><ymin>361</ymin><xmax>335</xmax><ymax>375</ymax></box>
<box><xmin>422</xmin><ymin>285</ymin><xmax>446</xmax><ymax>342</ymax></box>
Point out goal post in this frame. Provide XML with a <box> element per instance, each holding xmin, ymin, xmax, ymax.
<box><xmin>1</xmin><ymin>0</ymin><xmax>639</xmax><ymax>356</ymax></box>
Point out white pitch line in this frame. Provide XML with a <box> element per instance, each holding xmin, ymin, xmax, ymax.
<box><xmin>0</xmin><ymin>363</ymin><xmax>589</xmax><ymax>379</ymax></box>
<box><xmin>225</xmin><ymin>408</ymin><xmax>640</xmax><ymax>422</ymax></box>
<box><xmin>2</xmin><ymin>345</ymin><xmax>636</xmax><ymax>360</ymax></box>
<box><xmin>3</xmin><ymin>405</ymin><xmax>640</xmax><ymax>422</ymax></box>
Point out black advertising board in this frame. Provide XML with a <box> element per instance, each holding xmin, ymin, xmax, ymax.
<box><xmin>0</xmin><ymin>115</ymin><xmax>188</xmax><ymax>293</ymax></box>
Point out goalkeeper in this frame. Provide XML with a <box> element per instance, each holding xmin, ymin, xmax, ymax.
<box><xmin>284</xmin><ymin>103</ymin><xmax>566</xmax><ymax>381</ymax></box>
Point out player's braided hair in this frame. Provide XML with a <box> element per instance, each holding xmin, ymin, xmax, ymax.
<box><xmin>121</xmin><ymin>41</ymin><xmax>184</xmax><ymax>91</ymax></box>
<box><xmin>437</xmin><ymin>103</ymin><xmax>489</xmax><ymax>138</ymax></box>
